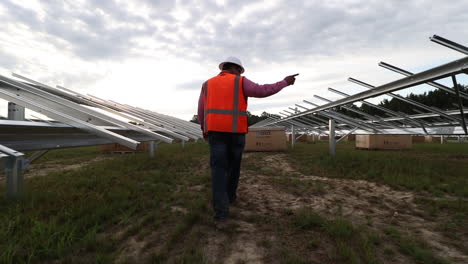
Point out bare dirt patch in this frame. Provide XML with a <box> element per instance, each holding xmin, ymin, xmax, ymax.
<box><xmin>260</xmin><ymin>153</ymin><xmax>468</xmax><ymax>263</ymax></box>
<box><xmin>107</xmin><ymin>152</ymin><xmax>466</xmax><ymax>263</ymax></box>
<box><xmin>23</xmin><ymin>156</ymin><xmax>112</xmax><ymax>178</ymax></box>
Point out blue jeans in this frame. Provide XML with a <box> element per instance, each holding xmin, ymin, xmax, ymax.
<box><xmin>208</xmin><ymin>131</ymin><xmax>246</xmax><ymax>220</ymax></box>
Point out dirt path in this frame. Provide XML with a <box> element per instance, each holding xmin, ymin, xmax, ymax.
<box><xmin>202</xmin><ymin>153</ymin><xmax>467</xmax><ymax>264</ymax></box>
<box><xmin>0</xmin><ymin>156</ymin><xmax>111</xmax><ymax>183</ymax></box>
<box><xmin>23</xmin><ymin>156</ymin><xmax>112</xmax><ymax>178</ymax></box>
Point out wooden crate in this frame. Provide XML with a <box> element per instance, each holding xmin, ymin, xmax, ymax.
<box><xmin>307</xmin><ymin>134</ymin><xmax>319</xmax><ymax>142</ymax></box>
<box><xmin>424</xmin><ymin>136</ymin><xmax>445</xmax><ymax>143</ymax></box>
<box><xmin>319</xmin><ymin>136</ymin><xmax>329</xmax><ymax>141</ymax></box>
<box><xmin>412</xmin><ymin>136</ymin><xmax>425</xmax><ymax>143</ymax></box>
<box><xmin>245</xmin><ymin>127</ymin><xmax>287</xmax><ymax>152</ymax></box>
<box><xmin>356</xmin><ymin>135</ymin><xmax>412</xmax><ymax>150</ymax></box>
<box><xmin>287</xmin><ymin>134</ymin><xmax>317</xmax><ymax>143</ymax></box>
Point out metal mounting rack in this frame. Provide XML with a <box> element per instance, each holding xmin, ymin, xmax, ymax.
<box><xmin>0</xmin><ymin>74</ymin><xmax>203</xmax><ymax>199</ymax></box>
<box><xmin>251</xmin><ymin>35</ymin><xmax>468</xmax><ymax>155</ymax></box>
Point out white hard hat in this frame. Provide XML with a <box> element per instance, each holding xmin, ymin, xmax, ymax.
<box><xmin>219</xmin><ymin>56</ymin><xmax>245</xmax><ymax>73</ymax></box>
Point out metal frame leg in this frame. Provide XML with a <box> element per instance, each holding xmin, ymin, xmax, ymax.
<box><xmin>1</xmin><ymin>145</ymin><xmax>25</xmax><ymax>199</ymax></box>
<box><xmin>291</xmin><ymin>125</ymin><xmax>296</xmax><ymax>148</ymax></box>
<box><xmin>5</xmin><ymin>155</ymin><xmax>25</xmax><ymax>199</ymax></box>
<box><xmin>329</xmin><ymin>119</ymin><xmax>336</xmax><ymax>156</ymax></box>
<box><xmin>149</xmin><ymin>141</ymin><xmax>155</xmax><ymax>157</ymax></box>
<box><xmin>451</xmin><ymin>74</ymin><xmax>468</xmax><ymax>134</ymax></box>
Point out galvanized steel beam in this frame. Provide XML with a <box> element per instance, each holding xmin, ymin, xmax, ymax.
<box><xmin>348</xmin><ymin>77</ymin><xmax>461</xmax><ymax>123</ymax></box>
<box><xmin>277</xmin><ymin>56</ymin><xmax>468</xmax><ymax>122</ymax></box>
<box><xmin>378</xmin><ymin>62</ymin><xmax>468</xmax><ymax>100</ymax></box>
<box><xmin>451</xmin><ymin>75</ymin><xmax>468</xmax><ymax>134</ymax></box>
<box><xmin>430</xmin><ymin>35</ymin><xmax>468</xmax><ymax>55</ymax></box>
<box><xmin>0</xmin><ymin>83</ymin><xmax>141</xmax><ymax>149</ymax></box>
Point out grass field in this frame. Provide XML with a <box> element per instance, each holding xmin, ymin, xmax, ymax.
<box><xmin>0</xmin><ymin>141</ymin><xmax>466</xmax><ymax>263</ymax></box>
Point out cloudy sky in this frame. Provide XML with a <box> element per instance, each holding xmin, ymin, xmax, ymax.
<box><xmin>0</xmin><ymin>0</ymin><xmax>467</xmax><ymax>121</ymax></box>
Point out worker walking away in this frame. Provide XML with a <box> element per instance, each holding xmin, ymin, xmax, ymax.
<box><xmin>198</xmin><ymin>56</ymin><xmax>298</xmax><ymax>223</ymax></box>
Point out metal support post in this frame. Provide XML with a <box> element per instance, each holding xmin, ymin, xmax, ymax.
<box><xmin>291</xmin><ymin>125</ymin><xmax>296</xmax><ymax>148</ymax></box>
<box><xmin>329</xmin><ymin>119</ymin><xmax>336</xmax><ymax>157</ymax></box>
<box><xmin>441</xmin><ymin>135</ymin><xmax>444</xmax><ymax>144</ymax></box>
<box><xmin>5</xmin><ymin>156</ymin><xmax>25</xmax><ymax>199</ymax></box>
<box><xmin>182</xmin><ymin>140</ymin><xmax>186</xmax><ymax>148</ymax></box>
<box><xmin>7</xmin><ymin>102</ymin><xmax>25</xmax><ymax>121</ymax></box>
<box><xmin>155</xmin><ymin>141</ymin><xmax>160</xmax><ymax>153</ymax></box>
<box><xmin>451</xmin><ymin>75</ymin><xmax>468</xmax><ymax>134</ymax></box>
<box><xmin>149</xmin><ymin>141</ymin><xmax>155</xmax><ymax>157</ymax></box>
<box><xmin>1</xmin><ymin>145</ymin><xmax>25</xmax><ymax>199</ymax></box>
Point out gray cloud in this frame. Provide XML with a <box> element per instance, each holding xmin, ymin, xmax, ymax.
<box><xmin>158</xmin><ymin>0</ymin><xmax>468</xmax><ymax>68</ymax></box>
<box><xmin>1</xmin><ymin>0</ymin><xmax>468</xmax><ymax>68</ymax></box>
<box><xmin>0</xmin><ymin>0</ymin><xmax>42</xmax><ymax>30</ymax></box>
<box><xmin>1</xmin><ymin>0</ymin><xmax>159</xmax><ymax>60</ymax></box>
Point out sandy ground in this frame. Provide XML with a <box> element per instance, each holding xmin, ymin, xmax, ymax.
<box><xmin>0</xmin><ymin>156</ymin><xmax>111</xmax><ymax>181</ymax></box>
<box><xmin>25</xmin><ymin>156</ymin><xmax>110</xmax><ymax>178</ymax></box>
<box><xmin>0</xmin><ymin>159</ymin><xmax>97</xmax><ymax>184</ymax></box>
<box><xmin>200</xmin><ymin>153</ymin><xmax>467</xmax><ymax>264</ymax></box>
<box><xmin>23</xmin><ymin>151</ymin><xmax>463</xmax><ymax>263</ymax></box>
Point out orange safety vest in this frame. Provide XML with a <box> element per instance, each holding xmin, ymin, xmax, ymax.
<box><xmin>203</xmin><ymin>72</ymin><xmax>248</xmax><ymax>134</ymax></box>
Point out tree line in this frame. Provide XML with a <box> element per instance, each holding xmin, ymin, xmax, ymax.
<box><xmin>336</xmin><ymin>84</ymin><xmax>467</xmax><ymax>118</ymax></box>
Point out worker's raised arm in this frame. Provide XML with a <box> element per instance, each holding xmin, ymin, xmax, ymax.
<box><xmin>243</xmin><ymin>73</ymin><xmax>299</xmax><ymax>98</ymax></box>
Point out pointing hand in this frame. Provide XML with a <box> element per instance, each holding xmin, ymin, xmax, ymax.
<box><xmin>284</xmin><ymin>73</ymin><xmax>299</xmax><ymax>85</ymax></box>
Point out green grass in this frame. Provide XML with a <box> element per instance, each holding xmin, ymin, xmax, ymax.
<box><xmin>288</xmin><ymin>141</ymin><xmax>468</xmax><ymax>197</ymax></box>
<box><xmin>1</xmin><ymin>141</ymin><xmax>466</xmax><ymax>263</ymax></box>
<box><xmin>384</xmin><ymin>226</ymin><xmax>450</xmax><ymax>264</ymax></box>
<box><xmin>0</xmin><ymin>142</ymin><xmax>211</xmax><ymax>263</ymax></box>
<box><xmin>25</xmin><ymin>146</ymin><xmax>104</xmax><ymax>166</ymax></box>
<box><xmin>290</xmin><ymin>208</ymin><xmax>381</xmax><ymax>264</ymax></box>
<box><xmin>288</xmin><ymin>141</ymin><xmax>468</xmax><ymax>245</ymax></box>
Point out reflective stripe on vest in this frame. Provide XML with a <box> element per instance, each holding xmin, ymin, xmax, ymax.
<box><xmin>203</xmin><ymin>73</ymin><xmax>248</xmax><ymax>133</ymax></box>
<box><xmin>232</xmin><ymin>75</ymin><xmax>241</xmax><ymax>132</ymax></box>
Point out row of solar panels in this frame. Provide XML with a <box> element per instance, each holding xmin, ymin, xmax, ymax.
<box><xmin>0</xmin><ymin>72</ymin><xmax>203</xmax><ymax>198</ymax></box>
<box><xmin>251</xmin><ymin>35</ymin><xmax>468</xmax><ymax>136</ymax></box>
<box><xmin>0</xmin><ymin>73</ymin><xmax>203</xmax><ymax>152</ymax></box>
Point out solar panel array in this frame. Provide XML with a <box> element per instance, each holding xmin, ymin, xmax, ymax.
<box><xmin>251</xmin><ymin>35</ymin><xmax>468</xmax><ymax>147</ymax></box>
<box><xmin>1</xmin><ymin>34</ymin><xmax>467</xmax><ymax>198</ymax></box>
<box><xmin>0</xmin><ymin>74</ymin><xmax>202</xmax><ymax>198</ymax></box>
